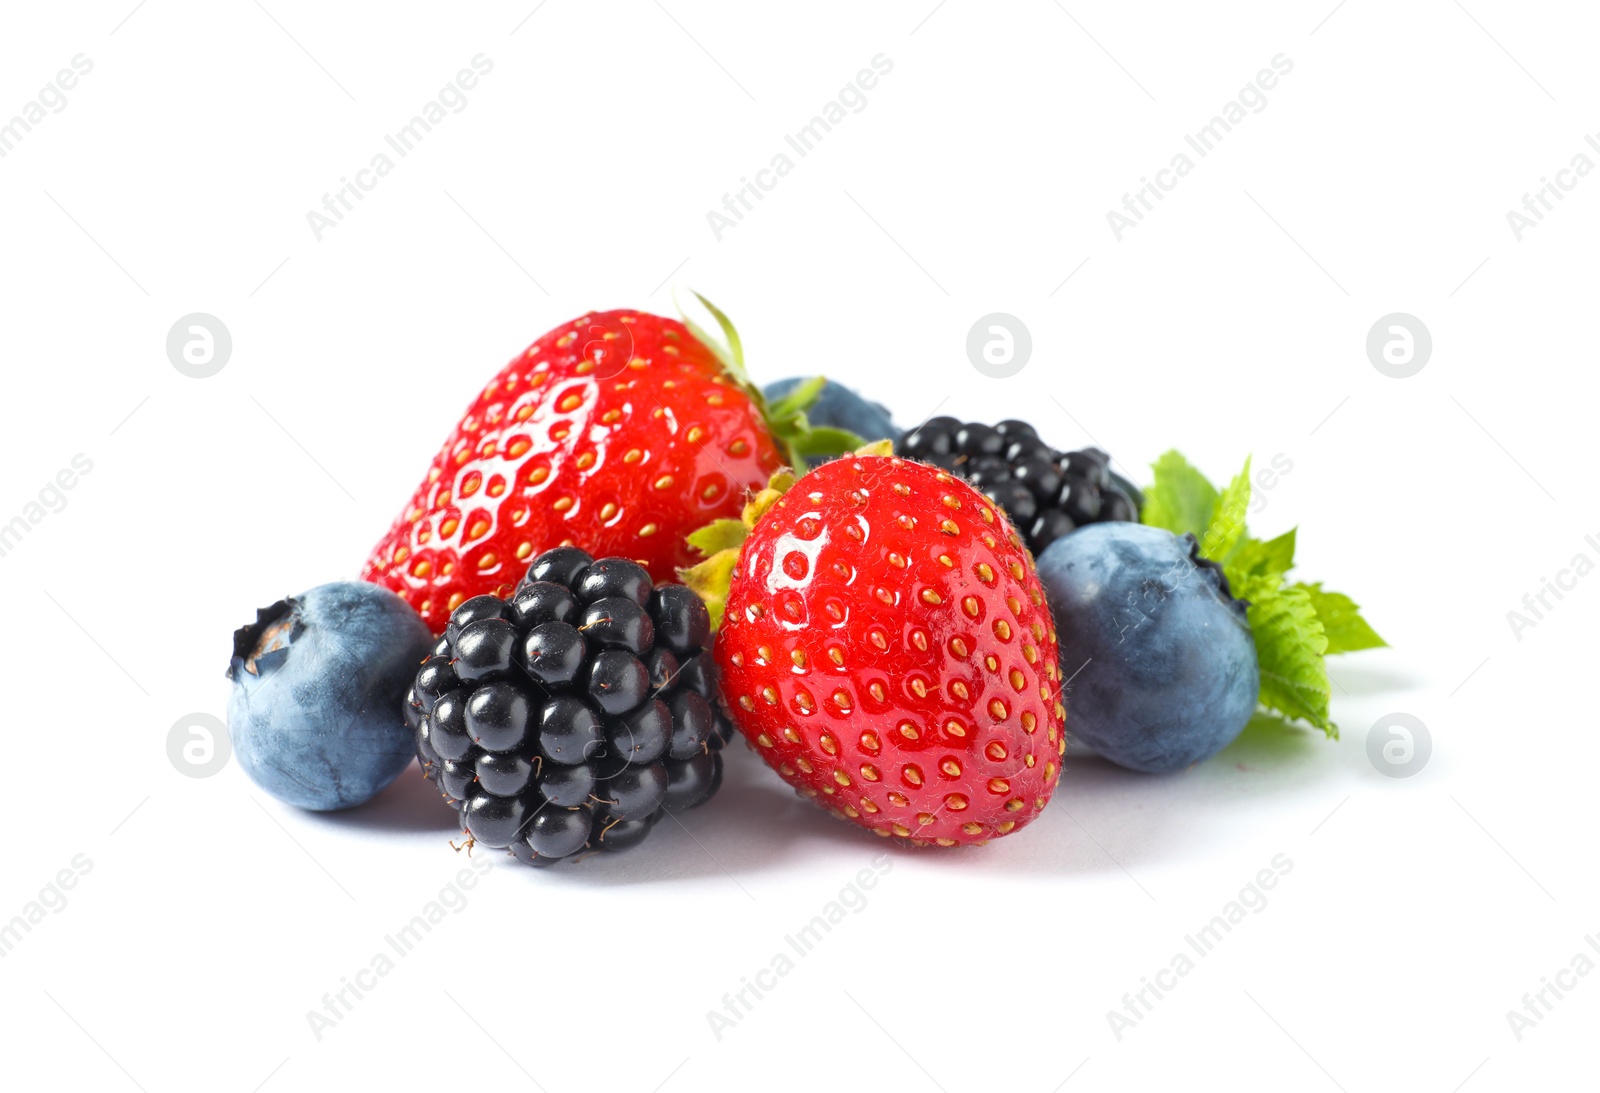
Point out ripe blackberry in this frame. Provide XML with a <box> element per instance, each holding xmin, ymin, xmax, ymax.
<box><xmin>410</xmin><ymin>547</ymin><xmax>732</xmax><ymax>866</ymax></box>
<box><xmin>896</xmin><ymin>417</ymin><xmax>1143</xmax><ymax>556</ymax></box>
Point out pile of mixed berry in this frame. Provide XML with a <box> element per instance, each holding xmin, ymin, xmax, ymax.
<box><xmin>226</xmin><ymin>304</ymin><xmax>1384</xmax><ymax>866</ymax></box>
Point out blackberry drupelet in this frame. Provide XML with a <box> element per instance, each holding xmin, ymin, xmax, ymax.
<box><xmin>896</xmin><ymin>417</ymin><xmax>1144</xmax><ymax>556</ymax></box>
<box><xmin>410</xmin><ymin>547</ymin><xmax>732</xmax><ymax>866</ymax></box>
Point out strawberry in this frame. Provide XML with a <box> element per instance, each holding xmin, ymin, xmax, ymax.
<box><xmin>687</xmin><ymin>447</ymin><xmax>1066</xmax><ymax>846</ymax></box>
<box><xmin>363</xmin><ymin>302</ymin><xmax>858</xmax><ymax>634</ymax></box>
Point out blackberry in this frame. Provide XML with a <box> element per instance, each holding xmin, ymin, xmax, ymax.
<box><xmin>411</xmin><ymin>548</ymin><xmax>731</xmax><ymax>866</ymax></box>
<box><xmin>896</xmin><ymin>416</ymin><xmax>1144</xmax><ymax>556</ymax></box>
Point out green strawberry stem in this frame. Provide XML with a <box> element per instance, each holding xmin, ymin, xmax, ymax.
<box><xmin>681</xmin><ymin>441</ymin><xmax>895</xmax><ymax>629</ymax></box>
<box><xmin>676</xmin><ymin>291</ymin><xmax>864</xmax><ymax>470</ymax></box>
<box><xmin>680</xmin><ymin>469</ymin><xmax>795</xmax><ymax>631</ymax></box>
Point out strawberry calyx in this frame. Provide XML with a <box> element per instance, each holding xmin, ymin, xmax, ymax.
<box><xmin>677</xmin><ymin>291</ymin><xmax>865</xmax><ymax>469</ymax></box>
<box><xmin>679</xmin><ymin>440</ymin><xmax>894</xmax><ymax>628</ymax></box>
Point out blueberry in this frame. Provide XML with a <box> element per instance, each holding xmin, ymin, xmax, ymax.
<box><xmin>1035</xmin><ymin>524</ymin><xmax>1259</xmax><ymax>773</ymax></box>
<box><xmin>763</xmin><ymin>378</ymin><xmax>900</xmax><ymax>463</ymax></box>
<box><xmin>226</xmin><ymin>582</ymin><xmax>433</xmax><ymax>811</ymax></box>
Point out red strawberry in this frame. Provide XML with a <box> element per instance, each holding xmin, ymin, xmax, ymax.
<box><xmin>363</xmin><ymin>307</ymin><xmax>794</xmax><ymax>634</ymax></box>
<box><xmin>693</xmin><ymin>450</ymin><xmax>1065</xmax><ymax>846</ymax></box>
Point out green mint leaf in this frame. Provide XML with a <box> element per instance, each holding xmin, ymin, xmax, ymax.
<box><xmin>1246</xmin><ymin>582</ymin><xmax>1335</xmax><ymax>736</ymax></box>
<box><xmin>1201</xmin><ymin>456</ymin><xmax>1252</xmax><ymax>561</ymax></box>
<box><xmin>1297</xmin><ymin>582</ymin><xmax>1387</xmax><ymax>654</ymax></box>
<box><xmin>1134</xmin><ymin>444</ymin><xmax>1385</xmax><ymax>735</ymax></box>
<box><xmin>1141</xmin><ymin>450</ymin><xmax>1218</xmax><ymax>539</ymax></box>
<box><xmin>1224</xmin><ymin>528</ymin><xmax>1297</xmax><ymax>590</ymax></box>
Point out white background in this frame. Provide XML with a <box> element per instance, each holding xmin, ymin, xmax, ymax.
<box><xmin>0</xmin><ymin>1</ymin><xmax>1593</xmax><ymax>1090</ymax></box>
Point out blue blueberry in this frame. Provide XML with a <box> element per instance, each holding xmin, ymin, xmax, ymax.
<box><xmin>1035</xmin><ymin>523</ymin><xmax>1259</xmax><ymax>773</ymax></box>
<box><xmin>763</xmin><ymin>377</ymin><xmax>898</xmax><ymax>463</ymax></box>
<box><xmin>226</xmin><ymin>582</ymin><xmax>434</xmax><ymax>810</ymax></box>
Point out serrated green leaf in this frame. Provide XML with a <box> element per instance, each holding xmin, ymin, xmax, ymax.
<box><xmin>1255</xmin><ymin>528</ymin><xmax>1297</xmax><ymax>577</ymax></box>
<box><xmin>1132</xmin><ymin>446</ymin><xmax>1382</xmax><ymax>736</ymax></box>
<box><xmin>1247</xmin><ymin>583</ymin><xmax>1335</xmax><ymax>736</ymax></box>
<box><xmin>1141</xmin><ymin>450</ymin><xmax>1218</xmax><ymax>539</ymax></box>
<box><xmin>1228</xmin><ymin>567</ymin><xmax>1277</xmax><ymax>607</ymax></box>
<box><xmin>1201</xmin><ymin>456</ymin><xmax>1251</xmax><ymax>561</ymax></box>
<box><xmin>1297</xmin><ymin>582</ymin><xmax>1387</xmax><ymax>654</ymax></box>
<box><xmin>686</xmin><ymin>519</ymin><xmax>749</xmax><ymax>559</ymax></box>
<box><xmin>1224</xmin><ymin>528</ymin><xmax>1297</xmax><ymax>591</ymax></box>
<box><xmin>766</xmin><ymin>375</ymin><xmax>827</xmax><ymax>423</ymax></box>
